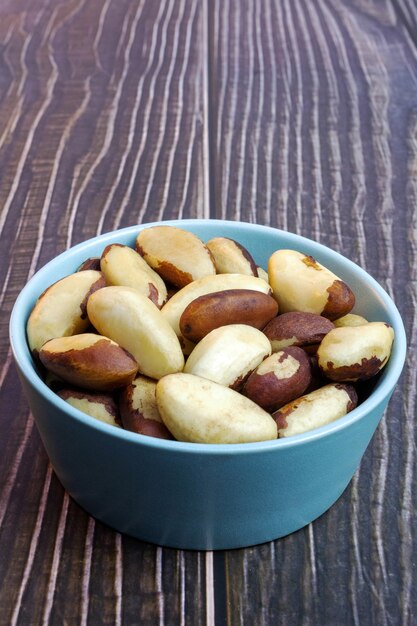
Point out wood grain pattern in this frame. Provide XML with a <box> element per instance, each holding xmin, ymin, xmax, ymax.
<box><xmin>0</xmin><ymin>0</ymin><xmax>415</xmax><ymax>624</ymax></box>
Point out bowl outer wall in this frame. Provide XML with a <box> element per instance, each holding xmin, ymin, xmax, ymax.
<box><xmin>10</xmin><ymin>220</ymin><xmax>406</xmax><ymax>550</ymax></box>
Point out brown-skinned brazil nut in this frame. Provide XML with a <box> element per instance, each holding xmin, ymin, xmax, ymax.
<box><xmin>263</xmin><ymin>311</ymin><xmax>334</xmax><ymax>354</ymax></box>
<box><xmin>58</xmin><ymin>388</ymin><xmax>121</xmax><ymax>428</ymax></box>
<box><xmin>243</xmin><ymin>346</ymin><xmax>312</xmax><ymax>410</ymax></box>
<box><xmin>119</xmin><ymin>375</ymin><xmax>173</xmax><ymax>440</ymax></box>
<box><xmin>273</xmin><ymin>383</ymin><xmax>358</xmax><ymax>438</ymax></box>
<box><xmin>317</xmin><ymin>322</ymin><xmax>394</xmax><ymax>381</ymax></box>
<box><xmin>179</xmin><ymin>289</ymin><xmax>278</xmax><ymax>343</ymax></box>
<box><xmin>39</xmin><ymin>333</ymin><xmax>138</xmax><ymax>391</ymax></box>
<box><xmin>268</xmin><ymin>249</ymin><xmax>355</xmax><ymax>320</ymax></box>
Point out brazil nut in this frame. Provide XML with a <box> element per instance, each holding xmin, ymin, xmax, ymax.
<box><xmin>119</xmin><ymin>375</ymin><xmax>173</xmax><ymax>439</ymax></box>
<box><xmin>161</xmin><ymin>273</ymin><xmax>272</xmax><ymax>342</ymax></box>
<box><xmin>136</xmin><ymin>225</ymin><xmax>216</xmax><ymax>288</ymax></box>
<box><xmin>206</xmin><ymin>237</ymin><xmax>258</xmax><ymax>276</ymax></box>
<box><xmin>333</xmin><ymin>313</ymin><xmax>368</xmax><ymax>328</ymax></box>
<box><xmin>27</xmin><ymin>270</ymin><xmax>106</xmax><ymax>354</ymax></box>
<box><xmin>243</xmin><ymin>346</ymin><xmax>312</xmax><ymax>410</ymax></box>
<box><xmin>263</xmin><ymin>311</ymin><xmax>334</xmax><ymax>354</ymax></box>
<box><xmin>156</xmin><ymin>373</ymin><xmax>277</xmax><ymax>443</ymax></box>
<box><xmin>273</xmin><ymin>383</ymin><xmax>358</xmax><ymax>437</ymax></box>
<box><xmin>39</xmin><ymin>333</ymin><xmax>138</xmax><ymax>391</ymax></box>
<box><xmin>179</xmin><ymin>289</ymin><xmax>278</xmax><ymax>343</ymax></box>
<box><xmin>100</xmin><ymin>243</ymin><xmax>167</xmax><ymax>308</ymax></box>
<box><xmin>184</xmin><ymin>324</ymin><xmax>271</xmax><ymax>389</ymax></box>
<box><xmin>58</xmin><ymin>388</ymin><xmax>121</xmax><ymax>428</ymax></box>
<box><xmin>268</xmin><ymin>250</ymin><xmax>355</xmax><ymax>320</ymax></box>
<box><xmin>317</xmin><ymin>322</ymin><xmax>394</xmax><ymax>381</ymax></box>
<box><xmin>87</xmin><ymin>286</ymin><xmax>184</xmax><ymax>379</ymax></box>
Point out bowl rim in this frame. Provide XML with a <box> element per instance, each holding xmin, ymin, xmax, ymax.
<box><xmin>9</xmin><ymin>218</ymin><xmax>407</xmax><ymax>455</ymax></box>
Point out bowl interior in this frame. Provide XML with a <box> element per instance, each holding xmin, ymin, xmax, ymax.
<box><xmin>10</xmin><ymin>219</ymin><xmax>407</xmax><ymax>452</ymax></box>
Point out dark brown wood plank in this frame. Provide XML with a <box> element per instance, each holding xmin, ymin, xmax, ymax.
<box><xmin>0</xmin><ymin>0</ymin><xmax>211</xmax><ymax>624</ymax></box>
<box><xmin>210</xmin><ymin>0</ymin><xmax>416</xmax><ymax>624</ymax></box>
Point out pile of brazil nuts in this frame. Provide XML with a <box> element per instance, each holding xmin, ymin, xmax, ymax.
<box><xmin>27</xmin><ymin>225</ymin><xmax>395</xmax><ymax>444</ymax></box>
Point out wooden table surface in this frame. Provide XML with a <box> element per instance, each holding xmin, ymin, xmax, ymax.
<box><xmin>1</xmin><ymin>0</ymin><xmax>415</xmax><ymax>624</ymax></box>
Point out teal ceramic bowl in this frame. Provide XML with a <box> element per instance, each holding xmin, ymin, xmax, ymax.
<box><xmin>10</xmin><ymin>220</ymin><xmax>406</xmax><ymax>550</ymax></box>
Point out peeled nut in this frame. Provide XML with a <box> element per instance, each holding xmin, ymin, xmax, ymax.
<box><xmin>100</xmin><ymin>244</ymin><xmax>167</xmax><ymax>308</ymax></box>
<box><xmin>184</xmin><ymin>324</ymin><xmax>271</xmax><ymax>389</ymax></box>
<box><xmin>257</xmin><ymin>267</ymin><xmax>269</xmax><ymax>283</ymax></box>
<box><xmin>263</xmin><ymin>311</ymin><xmax>334</xmax><ymax>354</ymax></box>
<box><xmin>39</xmin><ymin>333</ymin><xmax>138</xmax><ymax>391</ymax></box>
<box><xmin>27</xmin><ymin>270</ymin><xmax>106</xmax><ymax>354</ymax></box>
<box><xmin>243</xmin><ymin>346</ymin><xmax>312</xmax><ymax>410</ymax></box>
<box><xmin>161</xmin><ymin>273</ymin><xmax>272</xmax><ymax>344</ymax></box>
<box><xmin>333</xmin><ymin>313</ymin><xmax>368</xmax><ymax>328</ymax></box>
<box><xmin>206</xmin><ymin>237</ymin><xmax>258</xmax><ymax>276</ymax></box>
<box><xmin>58</xmin><ymin>388</ymin><xmax>121</xmax><ymax>428</ymax></box>
<box><xmin>119</xmin><ymin>375</ymin><xmax>173</xmax><ymax>439</ymax></box>
<box><xmin>179</xmin><ymin>289</ymin><xmax>278</xmax><ymax>343</ymax></box>
<box><xmin>156</xmin><ymin>373</ymin><xmax>277</xmax><ymax>443</ymax></box>
<box><xmin>136</xmin><ymin>225</ymin><xmax>216</xmax><ymax>288</ymax></box>
<box><xmin>317</xmin><ymin>322</ymin><xmax>394</xmax><ymax>382</ymax></box>
<box><xmin>273</xmin><ymin>383</ymin><xmax>358</xmax><ymax>438</ymax></box>
<box><xmin>268</xmin><ymin>250</ymin><xmax>355</xmax><ymax>320</ymax></box>
<box><xmin>87</xmin><ymin>286</ymin><xmax>184</xmax><ymax>379</ymax></box>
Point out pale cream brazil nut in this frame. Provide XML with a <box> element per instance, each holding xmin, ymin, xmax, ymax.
<box><xmin>39</xmin><ymin>333</ymin><xmax>138</xmax><ymax>391</ymax></box>
<box><xmin>100</xmin><ymin>244</ymin><xmax>168</xmax><ymax>308</ymax></box>
<box><xmin>119</xmin><ymin>375</ymin><xmax>173</xmax><ymax>440</ymax></box>
<box><xmin>206</xmin><ymin>237</ymin><xmax>258</xmax><ymax>276</ymax></box>
<box><xmin>268</xmin><ymin>250</ymin><xmax>355</xmax><ymax>320</ymax></box>
<box><xmin>179</xmin><ymin>289</ymin><xmax>278</xmax><ymax>343</ymax></box>
<box><xmin>136</xmin><ymin>225</ymin><xmax>216</xmax><ymax>288</ymax></box>
<box><xmin>183</xmin><ymin>324</ymin><xmax>272</xmax><ymax>389</ymax></box>
<box><xmin>156</xmin><ymin>373</ymin><xmax>277</xmax><ymax>444</ymax></box>
<box><xmin>273</xmin><ymin>383</ymin><xmax>358</xmax><ymax>438</ymax></box>
<box><xmin>317</xmin><ymin>322</ymin><xmax>394</xmax><ymax>382</ymax></box>
<box><xmin>333</xmin><ymin>313</ymin><xmax>368</xmax><ymax>328</ymax></box>
<box><xmin>87</xmin><ymin>286</ymin><xmax>184</xmax><ymax>380</ymax></box>
<box><xmin>27</xmin><ymin>270</ymin><xmax>106</xmax><ymax>354</ymax></box>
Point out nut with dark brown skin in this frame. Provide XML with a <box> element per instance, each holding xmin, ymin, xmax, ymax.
<box><xmin>263</xmin><ymin>311</ymin><xmax>334</xmax><ymax>354</ymax></box>
<box><xmin>243</xmin><ymin>346</ymin><xmax>312</xmax><ymax>410</ymax></box>
<box><xmin>58</xmin><ymin>388</ymin><xmax>121</xmax><ymax>428</ymax></box>
<box><xmin>272</xmin><ymin>383</ymin><xmax>358</xmax><ymax>438</ymax></box>
<box><xmin>119</xmin><ymin>375</ymin><xmax>174</xmax><ymax>440</ymax></box>
<box><xmin>161</xmin><ymin>272</ymin><xmax>273</xmax><ymax>354</ymax></box>
<box><xmin>317</xmin><ymin>322</ymin><xmax>395</xmax><ymax>382</ymax></box>
<box><xmin>268</xmin><ymin>249</ymin><xmax>355</xmax><ymax>320</ymax></box>
<box><xmin>27</xmin><ymin>270</ymin><xmax>106</xmax><ymax>354</ymax></box>
<box><xmin>39</xmin><ymin>333</ymin><xmax>138</xmax><ymax>391</ymax></box>
<box><xmin>77</xmin><ymin>257</ymin><xmax>102</xmax><ymax>272</ymax></box>
<box><xmin>179</xmin><ymin>289</ymin><xmax>278</xmax><ymax>343</ymax></box>
<box><xmin>206</xmin><ymin>237</ymin><xmax>258</xmax><ymax>276</ymax></box>
<box><xmin>136</xmin><ymin>225</ymin><xmax>216</xmax><ymax>288</ymax></box>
